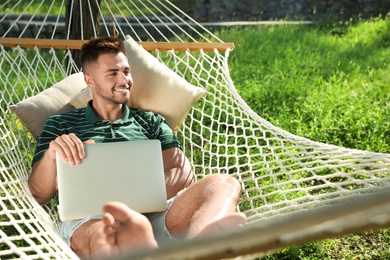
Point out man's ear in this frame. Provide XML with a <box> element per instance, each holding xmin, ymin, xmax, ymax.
<box><xmin>84</xmin><ymin>73</ymin><xmax>94</xmax><ymax>88</ymax></box>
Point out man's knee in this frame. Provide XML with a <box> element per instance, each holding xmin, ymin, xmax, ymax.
<box><xmin>202</xmin><ymin>174</ymin><xmax>241</xmax><ymax>194</ymax></box>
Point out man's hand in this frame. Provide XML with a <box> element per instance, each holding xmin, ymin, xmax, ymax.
<box><xmin>29</xmin><ymin>134</ymin><xmax>95</xmax><ymax>205</ymax></box>
<box><xmin>47</xmin><ymin>133</ymin><xmax>95</xmax><ymax>165</ymax></box>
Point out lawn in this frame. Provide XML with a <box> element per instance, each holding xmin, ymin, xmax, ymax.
<box><xmin>214</xmin><ymin>15</ymin><xmax>390</xmax><ymax>259</ymax></box>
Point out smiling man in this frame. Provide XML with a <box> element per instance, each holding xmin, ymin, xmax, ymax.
<box><xmin>28</xmin><ymin>36</ymin><xmax>246</xmax><ymax>258</ymax></box>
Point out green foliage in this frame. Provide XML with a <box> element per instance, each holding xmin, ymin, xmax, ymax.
<box><xmin>1</xmin><ymin>0</ymin><xmax>195</xmax><ymax>16</ymax></box>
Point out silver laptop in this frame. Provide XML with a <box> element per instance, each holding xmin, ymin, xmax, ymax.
<box><xmin>56</xmin><ymin>140</ymin><xmax>168</xmax><ymax>221</ymax></box>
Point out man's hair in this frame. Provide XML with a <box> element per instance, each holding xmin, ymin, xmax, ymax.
<box><xmin>80</xmin><ymin>36</ymin><xmax>125</xmax><ymax>72</ymax></box>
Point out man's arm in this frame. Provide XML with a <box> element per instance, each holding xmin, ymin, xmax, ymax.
<box><xmin>28</xmin><ymin>134</ymin><xmax>93</xmax><ymax>205</ymax></box>
<box><xmin>29</xmin><ymin>152</ymin><xmax>59</xmax><ymax>205</ymax></box>
<box><xmin>162</xmin><ymin>147</ymin><xmax>195</xmax><ymax>199</ymax></box>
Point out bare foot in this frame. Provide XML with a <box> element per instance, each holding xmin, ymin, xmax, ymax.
<box><xmin>102</xmin><ymin>201</ymin><xmax>158</xmax><ymax>256</ymax></box>
<box><xmin>197</xmin><ymin>213</ymin><xmax>247</xmax><ymax>238</ymax></box>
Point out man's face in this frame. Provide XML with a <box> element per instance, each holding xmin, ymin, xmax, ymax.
<box><xmin>85</xmin><ymin>52</ymin><xmax>133</xmax><ymax>105</ymax></box>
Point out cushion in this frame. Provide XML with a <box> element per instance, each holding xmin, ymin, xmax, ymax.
<box><xmin>69</xmin><ymin>35</ymin><xmax>206</xmax><ymax>132</ymax></box>
<box><xmin>9</xmin><ymin>73</ymin><xmax>86</xmax><ymax>139</ymax></box>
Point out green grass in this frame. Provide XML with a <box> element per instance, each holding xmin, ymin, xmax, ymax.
<box><xmin>213</xmin><ymin>15</ymin><xmax>390</xmax><ymax>259</ymax></box>
<box><xmin>216</xmin><ymin>16</ymin><xmax>390</xmax><ymax>154</ymax></box>
<box><xmin>260</xmin><ymin>229</ymin><xmax>390</xmax><ymax>260</ymax></box>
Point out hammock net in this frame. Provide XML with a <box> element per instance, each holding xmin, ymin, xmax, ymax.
<box><xmin>1</xmin><ymin>0</ymin><xmax>390</xmax><ymax>259</ymax></box>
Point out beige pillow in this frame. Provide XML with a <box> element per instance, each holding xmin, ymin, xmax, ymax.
<box><xmin>10</xmin><ymin>73</ymin><xmax>86</xmax><ymax>139</ymax></box>
<box><xmin>69</xmin><ymin>35</ymin><xmax>206</xmax><ymax>132</ymax></box>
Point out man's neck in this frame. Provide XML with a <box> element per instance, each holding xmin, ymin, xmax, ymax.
<box><xmin>91</xmin><ymin>101</ymin><xmax>124</xmax><ymax>122</ymax></box>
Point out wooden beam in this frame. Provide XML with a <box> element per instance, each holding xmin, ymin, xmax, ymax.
<box><xmin>0</xmin><ymin>38</ymin><xmax>235</xmax><ymax>51</ymax></box>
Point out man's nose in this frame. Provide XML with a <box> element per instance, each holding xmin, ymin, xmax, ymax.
<box><xmin>119</xmin><ymin>72</ymin><xmax>130</xmax><ymax>83</ymax></box>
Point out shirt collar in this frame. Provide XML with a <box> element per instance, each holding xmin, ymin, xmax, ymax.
<box><xmin>85</xmin><ymin>100</ymin><xmax>133</xmax><ymax>125</ymax></box>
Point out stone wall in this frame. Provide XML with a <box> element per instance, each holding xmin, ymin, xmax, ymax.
<box><xmin>193</xmin><ymin>0</ymin><xmax>390</xmax><ymax>22</ymax></box>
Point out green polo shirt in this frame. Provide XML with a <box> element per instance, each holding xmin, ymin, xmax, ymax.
<box><xmin>32</xmin><ymin>101</ymin><xmax>180</xmax><ymax>165</ymax></box>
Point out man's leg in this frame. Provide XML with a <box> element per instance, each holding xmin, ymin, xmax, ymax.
<box><xmin>70</xmin><ymin>203</ymin><xmax>157</xmax><ymax>258</ymax></box>
<box><xmin>165</xmin><ymin>174</ymin><xmax>246</xmax><ymax>239</ymax></box>
<box><xmin>69</xmin><ymin>174</ymin><xmax>245</xmax><ymax>258</ymax></box>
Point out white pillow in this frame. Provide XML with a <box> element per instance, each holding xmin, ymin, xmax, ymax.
<box><xmin>10</xmin><ymin>73</ymin><xmax>86</xmax><ymax>139</ymax></box>
<box><xmin>69</xmin><ymin>35</ymin><xmax>206</xmax><ymax>132</ymax></box>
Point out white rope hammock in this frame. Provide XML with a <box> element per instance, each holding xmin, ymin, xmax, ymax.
<box><xmin>1</xmin><ymin>0</ymin><xmax>390</xmax><ymax>259</ymax></box>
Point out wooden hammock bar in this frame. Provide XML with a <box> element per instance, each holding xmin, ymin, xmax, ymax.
<box><xmin>0</xmin><ymin>38</ymin><xmax>235</xmax><ymax>51</ymax></box>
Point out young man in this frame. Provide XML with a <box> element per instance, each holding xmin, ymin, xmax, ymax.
<box><xmin>28</xmin><ymin>36</ymin><xmax>246</xmax><ymax>258</ymax></box>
